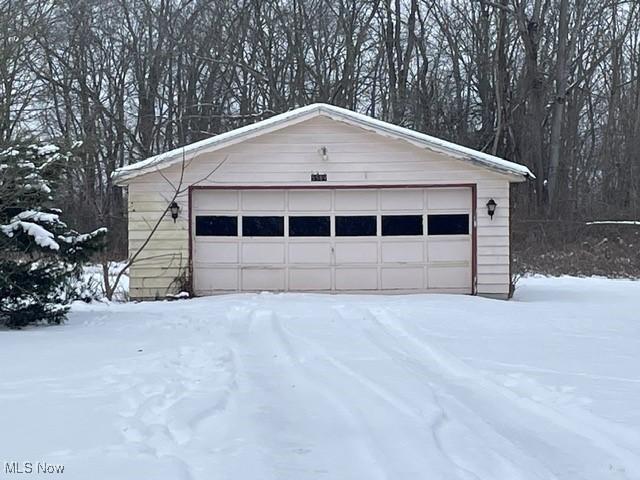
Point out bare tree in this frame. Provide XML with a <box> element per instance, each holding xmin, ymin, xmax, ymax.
<box><xmin>0</xmin><ymin>0</ymin><xmax>637</xmax><ymax>273</ymax></box>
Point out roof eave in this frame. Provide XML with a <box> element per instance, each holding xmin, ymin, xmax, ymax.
<box><xmin>112</xmin><ymin>104</ymin><xmax>325</xmax><ymax>185</ymax></box>
<box><xmin>317</xmin><ymin>106</ymin><xmax>534</xmax><ymax>180</ymax></box>
<box><xmin>112</xmin><ymin>103</ymin><xmax>535</xmax><ymax>184</ymax></box>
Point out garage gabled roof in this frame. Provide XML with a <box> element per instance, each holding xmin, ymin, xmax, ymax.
<box><xmin>112</xmin><ymin>103</ymin><xmax>534</xmax><ymax>184</ymax></box>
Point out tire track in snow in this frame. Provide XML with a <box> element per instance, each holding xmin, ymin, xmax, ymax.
<box><xmin>330</xmin><ymin>304</ymin><xmax>550</xmax><ymax>480</ymax></box>
<box><xmin>209</xmin><ymin>302</ymin><xmax>359</xmax><ymax>479</ymax></box>
<box><xmin>273</xmin><ymin>306</ymin><xmax>481</xmax><ymax>480</ymax></box>
<box><xmin>366</xmin><ymin>305</ymin><xmax>640</xmax><ymax>479</ymax></box>
<box><xmin>355</xmin><ymin>306</ymin><xmax>556</xmax><ymax>480</ymax></box>
<box><xmin>206</xmin><ymin>302</ymin><xmax>280</xmax><ymax>478</ymax></box>
<box><xmin>223</xmin><ymin>303</ymin><xmax>401</xmax><ymax>479</ymax></box>
<box><xmin>267</xmin><ymin>310</ymin><xmax>390</xmax><ymax>480</ymax></box>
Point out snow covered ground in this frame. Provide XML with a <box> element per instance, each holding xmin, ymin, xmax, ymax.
<box><xmin>1</xmin><ymin>276</ymin><xmax>639</xmax><ymax>480</ymax></box>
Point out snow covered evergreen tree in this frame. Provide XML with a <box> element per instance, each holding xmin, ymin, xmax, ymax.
<box><xmin>0</xmin><ymin>144</ymin><xmax>107</xmax><ymax>328</ymax></box>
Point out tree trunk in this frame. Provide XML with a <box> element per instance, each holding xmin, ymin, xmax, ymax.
<box><xmin>547</xmin><ymin>0</ymin><xmax>570</xmax><ymax>212</ymax></box>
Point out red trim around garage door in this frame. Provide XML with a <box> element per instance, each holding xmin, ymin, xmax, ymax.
<box><xmin>187</xmin><ymin>183</ymin><xmax>478</xmax><ymax>295</ymax></box>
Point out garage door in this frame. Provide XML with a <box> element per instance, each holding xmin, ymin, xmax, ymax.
<box><xmin>192</xmin><ymin>187</ymin><xmax>473</xmax><ymax>294</ymax></box>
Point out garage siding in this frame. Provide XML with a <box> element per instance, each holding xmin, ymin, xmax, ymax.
<box><xmin>126</xmin><ymin>116</ymin><xmax>515</xmax><ymax>299</ymax></box>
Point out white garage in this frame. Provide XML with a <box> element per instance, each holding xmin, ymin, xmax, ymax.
<box><xmin>113</xmin><ymin>104</ymin><xmax>533</xmax><ymax>300</ymax></box>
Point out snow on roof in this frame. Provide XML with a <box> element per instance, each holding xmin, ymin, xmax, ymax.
<box><xmin>586</xmin><ymin>221</ymin><xmax>640</xmax><ymax>226</ymax></box>
<box><xmin>113</xmin><ymin>103</ymin><xmax>535</xmax><ymax>184</ymax></box>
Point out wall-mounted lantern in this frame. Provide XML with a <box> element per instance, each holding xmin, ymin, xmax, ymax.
<box><xmin>319</xmin><ymin>146</ymin><xmax>328</xmax><ymax>161</ymax></box>
<box><xmin>486</xmin><ymin>198</ymin><xmax>497</xmax><ymax>219</ymax></box>
<box><xmin>169</xmin><ymin>201</ymin><xmax>180</xmax><ymax>223</ymax></box>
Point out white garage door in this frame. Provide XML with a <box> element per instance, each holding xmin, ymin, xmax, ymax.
<box><xmin>192</xmin><ymin>187</ymin><xmax>473</xmax><ymax>294</ymax></box>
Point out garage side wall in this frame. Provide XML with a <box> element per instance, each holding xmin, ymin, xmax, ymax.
<box><xmin>127</xmin><ymin>183</ymin><xmax>190</xmax><ymax>299</ymax></box>
<box><xmin>124</xmin><ymin>116</ymin><xmax>514</xmax><ymax>299</ymax></box>
<box><xmin>476</xmin><ymin>181</ymin><xmax>510</xmax><ymax>298</ymax></box>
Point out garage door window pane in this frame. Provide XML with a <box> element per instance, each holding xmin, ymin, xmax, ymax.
<box><xmin>335</xmin><ymin>216</ymin><xmax>377</xmax><ymax>236</ymax></box>
<box><xmin>289</xmin><ymin>216</ymin><xmax>330</xmax><ymax>237</ymax></box>
<box><xmin>382</xmin><ymin>215</ymin><xmax>423</xmax><ymax>236</ymax></box>
<box><xmin>195</xmin><ymin>216</ymin><xmax>237</xmax><ymax>236</ymax></box>
<box><xmin>427</xmin><ymin>214</ymin><xmax>469</xmax><ymax>235</ymax></box>
<box><xmin>242</xmin><ymin>216</ymin><xmax>284</xmax><ymax>236</ymax></box>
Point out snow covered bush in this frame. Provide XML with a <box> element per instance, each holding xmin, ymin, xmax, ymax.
<box><xmin>0</xmin><ymin>144</ymin><xmax>107</xmax><ymax>328</ymax></box>
<box><xmin>82</xmin><ymin>262</ymin><xmax>130</xmax><ymax>302</ymax></box>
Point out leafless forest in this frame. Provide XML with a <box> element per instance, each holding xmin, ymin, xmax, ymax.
<box><xmin>2</xmin><ymin>0</ymin><xmax>639</xmax><ymax>275</ymax></box>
